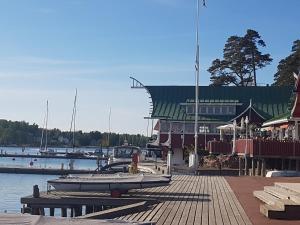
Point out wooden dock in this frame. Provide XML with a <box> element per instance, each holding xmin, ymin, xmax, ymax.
<box><xmin>21</xmin><ymin>175</ymin><xmax>252</xmax><ymax>225</ymax></box>
<box><xmin>0</xmin><ymin>153</ymin><xmax>108</xmax><ymax>160</ymax></box>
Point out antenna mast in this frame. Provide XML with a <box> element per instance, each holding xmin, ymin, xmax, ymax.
<box><xmin>194</xmin><ymin>0</ymin><xmax>201</xmax><ymax>168</ymax></box>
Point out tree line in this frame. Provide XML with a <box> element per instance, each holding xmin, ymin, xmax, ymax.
<box><xmin>208</xmin><ymin>29</ymin><xmax>299</xmax><ymax>86</ymax></box>
<box><xmin>0</xmin><ymin>119</ymin><xmax>148</xmax><ymax>147</ymax></box>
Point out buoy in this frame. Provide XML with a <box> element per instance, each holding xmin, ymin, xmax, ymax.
<box><xmin>34</xmin><ymin>158</ymin><xmax>37</xmax><ymax>161</ymax></box>
<box><xmin>12</xmin><ymin>158</ymin><xmax>15</xmax><ymax>161</ymax></box>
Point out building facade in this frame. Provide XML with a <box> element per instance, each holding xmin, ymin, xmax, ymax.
<box><xmin>132</xmin><ymin>78</ymin><xmax>293</xmax><ymax>165</ymax></box>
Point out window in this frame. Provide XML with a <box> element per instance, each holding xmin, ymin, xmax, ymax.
<box><xmin>214</xmin><ymin>106</ymin><xmax>221</xmax><ymax>115</ymax></box>
<box><xmin>184</xmin><ymin>103</ymin><xmax>236</xmax><ymax>115</ymax></box>
<box><xmin>221</xmin><ymin>106</ymin><xmax>227</xmax><ymax>114</ymax></box>
<box><xmin>186</xmin><ymin>105</ymin><xmax>194</xmax><ymax>114</ymax></box>
<box><xmin>200</xmin><ymin>106</ymin><xmax>207</xmax><ymax>114</ymax></box>
<box><xmin>228</xmin><ymin>106</ymin><xmax>235</xmax><ymax>115</ymax></box>
<box><xmin>207</xmin><ymin>106</ymin><xmax>213</xmax><ymax>114</ymax></box>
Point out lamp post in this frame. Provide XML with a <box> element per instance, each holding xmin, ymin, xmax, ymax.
<box><xmin>244</xmin><ymin>116</ymin><xmax>249</xmax><ymax>175</ymax></box>
<box><xmin>232</xmin><ymin>120</ymin><xmax>237</xmax><ymax>154</ymax></box>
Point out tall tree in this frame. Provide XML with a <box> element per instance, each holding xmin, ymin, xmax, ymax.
<box><xmin>208</xmin><ymin>29</ymin><xmax>272</xmax><ymax>86</ymax></box>
<box><xmin>273</xmin><ymin>40</ymin><xmax>300</xmax><ymax>86</ymax></box>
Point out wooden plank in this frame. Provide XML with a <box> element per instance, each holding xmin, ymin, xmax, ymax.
<box><xmin>140</xmin><ymin>175</ymin><xmax>186</xmax><ymax>222</ymax></box>
<box><xmin>185</xmin><ymin>175</ymin><xmax>202</xmax><ymax>225</ymax></box>
<box><xmin>214</xmin><ymin>177</ymin><xmax>231</xmax><ymax>225</ymax></box>
<box><xmin>124</xmin><ymin>175</ymin><xmax>185</xmax><ymax>222</ymax></box>
<box><xmin>216</xmin><ymin>176</ymin><xmax>239</xmax><ymax>225</ymax></box>
<box><xmin>220</xmin><ymin>178</ymin><xmax>252</xmax><ymax>225</ymax></box>
<box><xmin>121</xmin><ymin>185</ymin><xmax>166</xmax><ymax>221</ymax></box>
<box><xmin>153</xmin><ymin>175</ymin><xmax>190</xmax><ymax>224</ymax></box>
<box><xmin>207</xmin><ymin>176</ymin><xmax>216</xmax><ymax>225</ymax></box>
<box><xmin>200</xmin><ymin>175</ymin><xmax>209</xmax><ymax>225</ymax></box>
<box><xmin>210</xmin><ymin>176</ymin><xmax>224</xmax><ymax>225</ymax></box>
<box><xmin>131</xmin><ymin>184</ymin><xmax>171</xmax><ymax>221</ymax></box>
<box><xmin>77</xmin><ymin>201</ymin><xmax>148</xmax><ymax>219</ymax></box>
<box><xmin>179</xmin><ymin>176</ymin><xmax>199</xmax><ymax>224</ymax></box>
<box><xmin>162</xmin><ymin>175</ymin><xmax>195</xmax><ymax>225</ymax></box>
<box><xmin>194</xmin><ymin>174</ymin><xmax>206</xmax><ymax>225</ymax></box>
<box><xmin>217</xmin><ymin>177</ymin><xmax>241</xmax><ymax>225</ymax></box>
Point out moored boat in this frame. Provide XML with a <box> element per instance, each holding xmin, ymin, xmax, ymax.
<box><xmin>109</xmin><ymin>142</ymin><xmax>141</xmax><ymax>165</ymax></box>
<box><xmin>48</xmin><ymin>173</ymin><xmax>171</xmax><ymax>192</ymax></box>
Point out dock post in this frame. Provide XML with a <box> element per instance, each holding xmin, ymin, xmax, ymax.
<box><xmin>296</xmin><ymin>159</ymin><xmax>300</xmax><ymax>172</ymax></box>
<box><xmin>281</xmin><ymin>158</ymin><xmax>285</xmax><ymax>170</ymax></box>
<box><xmin>167</xmin><ymin>149</ymin><xmax>172</xmax><ymax>175</ymax></box>
<box><xmin>50</xmin><ymin>208</ymin><xmax>55</xmax><ymax>216</ymax></box>
<box><xmin>85</xmin><ymin>205</ymin><xmax>93</xmax><ymax>214</ymax></box>
<box><xmin>251</xmin><ymin>158</ymin><xmax>256</xmax><ymax>176</ymax></box>
<box><xmin>238</xmin><ymin>157</ymin><xmax>243</xmax><ymax>176</ymax></box>
<box><xmin>74</xmin><ymin>206</ymin><xmax>82</xmax><ymax>217</ymax></box>
<box><xmin>244</xmin><ymin>157</ymin><xmax>248</xmax><ymax>176</ymax></box>
<box><xmin>39</xmin><ymin>208</ymin><xmax>45</xmax><ymax>216</ymax></box>
<box><xmin>32</xmin><ymin>207</ymin><xmax>40</xmax><ymax>215</ymax></box>
<box><xmin>256</xmin><ymin>159</ymin><xmax>261</xmax><ymax>176</ymax></box>
<box><xmin>288</xmin><ymin>159</ymin><xmax>292</xmax><ymax>170</ymax></box>
<box><xmin>70</xmin><ymin>208</ymin><xmax>74</xmax><ymax>217</ymax></box>
<box><xmin>33</xmin><ymin>185</ymin><xmax>40</xmax><ymax>198</ymax></box>
<box><xmin>61</xmin><ymin>208</ymin><xmax>67</xmax><ymax>217</ymax></box>
<box><xmin>261</xmin><ymin>158</ymin><xmax>266</xmax><ymax>177</ymax></box>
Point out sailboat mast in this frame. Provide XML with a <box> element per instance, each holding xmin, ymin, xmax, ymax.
<box><xmin>45</xmin><ymin>100</ymin><xmax>49</xmax><ymax>150</ymax></box>
<box><xmin>40</xmin><ymin>105</ymin><xmax>46</xmax><ymax>150</ymax></box>
<box><xmin>108</xmin><ymin>107</ymin><xmax>111</xmax><ymax>146</ymax></box>
<box><xmin>73</xmin><ymin>89</ymin><xmax>77</xmax><ymax>149</ymax></box>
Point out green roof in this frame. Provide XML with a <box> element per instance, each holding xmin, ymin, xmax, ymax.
<box><xmin>262</xmin><ymin>111</ymin><xmax>291</xmax><ymax>126</ymax></box>
<box><xmin>145</xmin><ymin>86</ymin><xmax>293</xmax><ymax>123</ymax></box>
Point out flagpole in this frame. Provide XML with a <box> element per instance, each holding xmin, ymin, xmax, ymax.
<box><xmin>194</xmin><ymin>0</ymin><xmax>200</xmax><ymax>169</ymax></box>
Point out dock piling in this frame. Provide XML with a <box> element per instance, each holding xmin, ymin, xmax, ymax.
<box><xmin>33</xmin><ymin>185</ymin><xmax>40</xmax><ymax>198</ymax></box>
<box><xmin>261</xmin><ymin>159</ymin><xmax>266</xmax><ymax>177</ymax></box>
<box><xmin>251</xmin><ymin>158</ymin><xmax>256</xmax><ymax>176</ymax></box>
<box><xmin>50</xmin><ymin>208</ymin><xmax>55</xmax><ymax>216</ymax></box>
<box><xmin>61</xmin><ymin>208</ymin><xmax>67</xmax><ymax>217</ymax></box>
<box><xmin>238</xmin><ymin>157</ymin><xmax>243</xmax><ymax>176</ymax></box>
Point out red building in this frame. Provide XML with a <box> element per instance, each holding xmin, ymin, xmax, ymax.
<box><xmin>131</xmin><ymin>77</ymin><xmax>293</xmax><ymax>165</ymax></box>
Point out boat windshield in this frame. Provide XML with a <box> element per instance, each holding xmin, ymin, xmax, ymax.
<box><xmin>114</xmin><ymin>147</ymin><xmax>139</xmax><ymax>158</ymax></box>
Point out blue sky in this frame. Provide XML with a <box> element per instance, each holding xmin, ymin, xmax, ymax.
<box><xmin>0</xmin><ymin>0</ymin><xmax>299</xmax><ymax>134</ymax></box>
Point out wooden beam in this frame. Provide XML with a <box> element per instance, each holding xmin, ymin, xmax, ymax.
<box><xmin>77</xmin><ymin>201</ymin><xmax>149</xmax><ymax>219</ymax></box>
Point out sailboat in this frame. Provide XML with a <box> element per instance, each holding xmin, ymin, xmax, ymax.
<box><xmin>66</xmin><ymin>89</ymin><xmax>85</xmax><ymax>158</ymax></box>
<box><xmin>39</xmin><ymin>101</ymin><xmax>56</xmax><ymax>156</ymax></box>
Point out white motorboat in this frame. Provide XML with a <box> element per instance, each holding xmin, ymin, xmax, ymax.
<box><xmin>109</xmin><ymin>142</ymin><xmax>141</xmax><ymax>165</ymax></box>
<box><xmin>48</xmin><ymin>173</ymin><xmax>171</xmax><ymax>192</ymax></box>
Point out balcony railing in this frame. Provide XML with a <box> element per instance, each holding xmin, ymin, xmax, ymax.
<box><xmin>235</xmin><ymin>139</ymin><xmax>300</xmax><ymax>157</ymax></box>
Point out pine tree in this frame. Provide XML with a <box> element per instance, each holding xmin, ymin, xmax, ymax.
<box><xmin>208</xmin><ymin>29</ymin><xmax>272</xmax><ymax>86</ymax></box>
<box><xmin>273</xmin><ymin>40</ymin><xmax>300</xmax><ymax>86</ymax></box>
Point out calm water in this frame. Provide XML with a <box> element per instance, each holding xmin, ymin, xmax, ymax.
<box><xmin>0</xmin><ymin>146</ymin><xmax>109</xmax><ymax>170</ymax></box>
<box><xmin>0</xmin><ymin>173</ymin><xmax>57</xmax><ymax>213</ymax></box>
<box><xmin>0</xmin><ymin>146</ymin><xmax>110</xmax><ymax>213</ymax></box>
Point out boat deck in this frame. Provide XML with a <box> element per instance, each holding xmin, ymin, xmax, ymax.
<box><xmin>21</xmin><ymin>175</ymin><xmax>252</xmax><ymax>225</ymax></box>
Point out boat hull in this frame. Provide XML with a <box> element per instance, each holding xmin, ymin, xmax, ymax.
<box><xmin>48</xmin><ymin>174</ymin><xmax>171</xmax><ymax>192</ymax></box>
